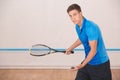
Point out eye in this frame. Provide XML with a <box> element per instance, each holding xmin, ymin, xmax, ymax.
<box><xmin>69</xmin><ymin>15</ymin><xmax>72</xmax><ymax>18</ymax></box>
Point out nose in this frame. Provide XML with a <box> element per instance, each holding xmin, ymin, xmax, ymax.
<box><xmin>71</xmin><ymin>16</ymin><xmax>74</xmax><ymax>21</ymax></box>
<box><xmin>71</xmin><ymin>17</ymin><xmax>75</xmax><ymax>23</ymax></box>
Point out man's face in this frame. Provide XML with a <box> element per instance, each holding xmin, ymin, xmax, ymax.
<box><xmin>68</xmin><ymin>9</ymin><xmax>82</xmax><ymax>24</ymax></box>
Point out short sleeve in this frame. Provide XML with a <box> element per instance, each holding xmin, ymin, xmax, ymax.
<box><xmin>86</xmin><ymin>25</ymin><xmax>99</xmax><ymax>41</ymax></box>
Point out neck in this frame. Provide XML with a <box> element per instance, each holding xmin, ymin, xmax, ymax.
<box><xmin>78</xmin><ymin>16</ymin><xmax>83</xmax><ymax>27</ymax></box>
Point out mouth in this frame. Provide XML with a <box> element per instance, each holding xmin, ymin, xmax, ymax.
<box><xmin>73</xmin><ymin>21</ymin><xmax>77</xmax><ymax>24</ymax></box>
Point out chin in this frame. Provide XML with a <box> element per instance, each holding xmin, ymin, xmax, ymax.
<box><xmin>74</xmin><ymin>22</ymin><xmax>78</xmax><ymax>24</ymax></box>
<box><xmin>72</xmin><ymin>21</ymin><xmax>78</xmax><ymax>24</ymax></box>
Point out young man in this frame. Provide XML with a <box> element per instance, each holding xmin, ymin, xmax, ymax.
<box><xmin>65</xmin><ymin>4</ymin><xmax>112</xmax><ymax>80</ymax></box>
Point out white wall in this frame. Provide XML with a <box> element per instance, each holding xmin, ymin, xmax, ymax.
<box><xmin>0</xmin><ymin>0</ymin><xmax>120</xmax><ymax>69</ymax></box>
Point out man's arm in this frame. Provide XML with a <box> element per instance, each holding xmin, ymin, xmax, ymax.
<box><xmin>73</xmin><ymin>40</ymin><xmax>97</xmax><ymax>70</ymax></box>
<box><xmin>81</xmin><ymin>40</ymin><xmax>97</xmax><ymax>66</ymax></box>
<box><xmin>65</xmin><ymin>38</ymin><xmax>81</xmax><ymax>54</ymax></box>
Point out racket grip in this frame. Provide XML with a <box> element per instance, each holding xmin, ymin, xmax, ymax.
<box><xmin>71</xmin><ymin>66</ymin><xmax>75</xmax><ymax>69</ymax></box>
<box><xmin>64</xmin><ymin>50</ymin><xmax>74</xmax><ymax>53</ymax></box>
<box><xmin>61</xmin><ymin>50</ymin><xmax>74</xmax><ymax>53</ymax></box>
<box><xmin>71</xmin><ymin>51</ymin><xmax>74</xmax><ymax>53</ymax></box>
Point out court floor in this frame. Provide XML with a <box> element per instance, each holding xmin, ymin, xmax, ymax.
<box><xmin>0</xmin><ymin>69</ymin><xmax>120</xmax><ymax>80</ymax></box>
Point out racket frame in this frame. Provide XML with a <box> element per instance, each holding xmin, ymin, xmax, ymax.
<box><xmin>30</xmin><ymin>44</ymin><xmax>66</xmax><ymax>56</ymax></box>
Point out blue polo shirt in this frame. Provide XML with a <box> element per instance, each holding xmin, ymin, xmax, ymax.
<box><xmin>75</xmin><ymin>17</ymin><xmax>109</xmax><ymax>65</ymax></box>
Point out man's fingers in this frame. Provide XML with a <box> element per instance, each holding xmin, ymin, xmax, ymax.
<box><xmin>65</xmin><ymin>50</ymin><xmax>71</xmax><ymax>55</ymax></box>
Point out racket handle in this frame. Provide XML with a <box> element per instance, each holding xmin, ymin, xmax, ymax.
<box><xmin>63</xmin><ymin>50</ymin><xmax>74</xmax><ymax>53</ymax></box>
<box><xmin>71</xmin><ymin>66</ymin><xmax>75</xmax><ymax>69</ymax></box>
<box><xmin>71</xmin><ymin>51</ymin><xmax>74</xmax><ymax>53</ymax></box>
<box><xmin>60</xmin><ymin>50</ymin><xmax>74</xmax><ymax>53</ymax></box>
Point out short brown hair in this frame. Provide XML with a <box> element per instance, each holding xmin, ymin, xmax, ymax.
<box><xmin>67</xmin><ymin>4</ymin><xmax>81</xmax><ymax>13</ymax></box>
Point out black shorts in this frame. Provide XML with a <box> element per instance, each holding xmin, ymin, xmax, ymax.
<box><xmin>75</xmin><ymin>60</ymin><xmax>112</xmax><ymax>80</ymax></box>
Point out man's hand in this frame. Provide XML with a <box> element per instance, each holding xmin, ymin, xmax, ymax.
<box><xmin>65</xmin><ymin>38</ymin><xmax>81</xmax><ymax>55</ymax></box>
<box><xmin>71</xmin><ymin>64</ymin><xmax>84</xmax><ymax>71</ymax></box>
<box><xmin>65</xmin><ymin>48</ymin><xmax>72</xmax><ymax>55</ymax></box>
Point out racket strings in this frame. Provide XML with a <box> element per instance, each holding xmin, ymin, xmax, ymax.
<box><xmin>30</xmin><ymin>45</ymin><xmax>50</xmax><ymax>56</ymax></box>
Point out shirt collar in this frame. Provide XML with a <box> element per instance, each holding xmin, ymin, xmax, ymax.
<box><xmin>76</xmin><ymin>17</ymin><xmax>86</xmax><ymax>31</ymax></box>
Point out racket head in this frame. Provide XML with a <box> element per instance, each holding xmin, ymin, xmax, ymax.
<box><xmin>30</xmin><ymin>44</ymin><xmax>51</xmax><ymax>56</ymax></box>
